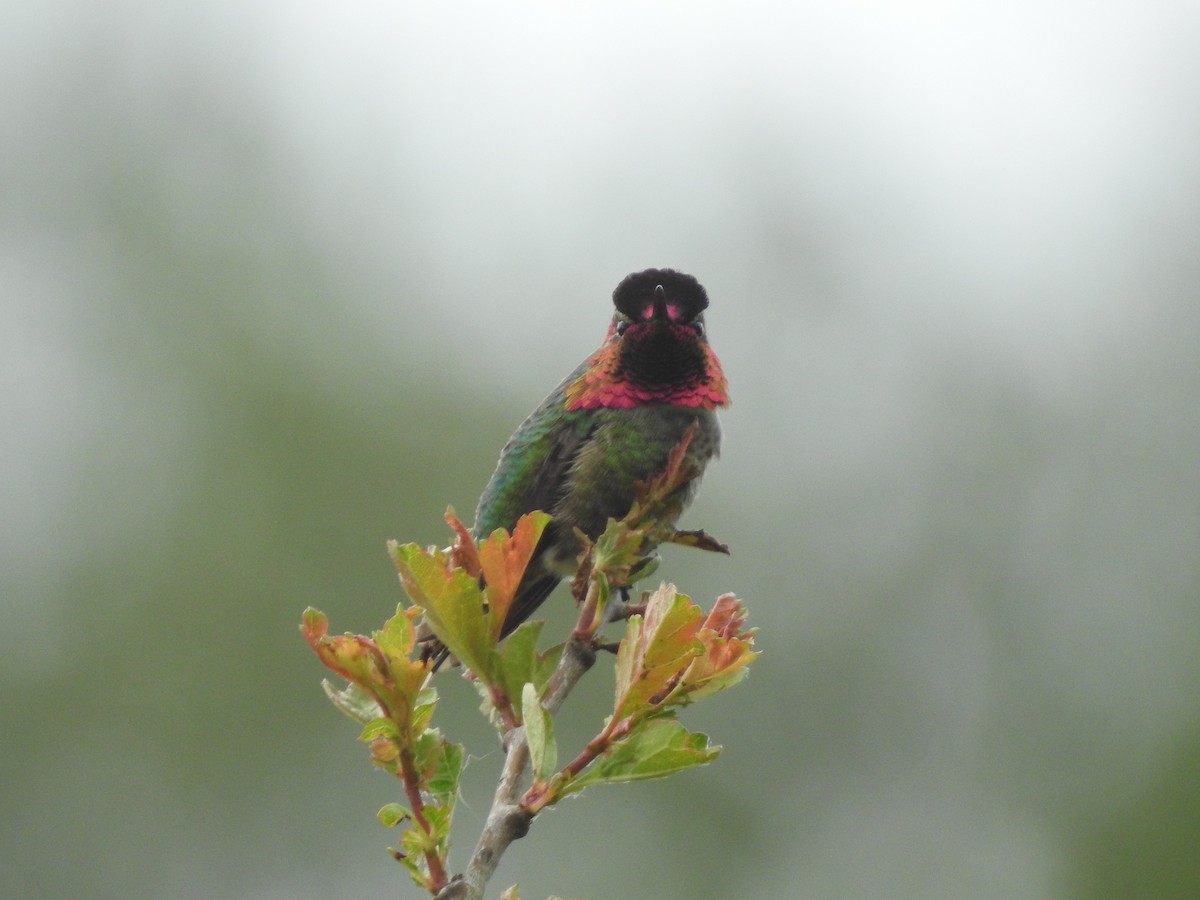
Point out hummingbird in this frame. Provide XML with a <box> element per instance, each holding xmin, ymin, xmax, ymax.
<box><xmin>424</xmin><ymin>268</ymin><xmax>729</xmax><ymax>665</ymax></box>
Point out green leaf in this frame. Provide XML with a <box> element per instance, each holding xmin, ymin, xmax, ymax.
<box><xmin>400</xmin><ymin>818</ymin><xmax>437</xmax><ymax>858</ymax></box>
<box><xmin>422</xmin><ymin>803</ymin><xmax>453</xmax><ymax>843</ymax></box>
<box><xmin>320</xmin><ymin>679</ymin><xmax>383</xmax><ymax>723</ymax></box>
<box><xmin>533</xmin><ymin>642</ymin><xmax>565</xmax><ymax>691</ymax></box>
<box><xmin>627</xmin><ymin>553</ymin><xmax>660</xmax><ymax>584</ymax></box>
<box><xmin>413</xmin><ymin>729</ymin><xmax>464</xmax><ymax>801</ymax></box>
<box><xmin>411</xmin><ymin>686</ymin><xmax>439</xmax><ymax>735</ymax></box>
<box><xmin>522</xmin><ymin>682</ymin><xmax>557</xmax><ymax>781</ymax></box>
<box><xmin>373</xmin><ymin>608</ymin><xmax>435</xmax><ymax>701</ymax></box>
<box><xmin>389</xmin><ymin>798</ymin><xmax>455</xmax><ymax>888</ymax></box>
<box><xmin>389</xmin><ymin>541</ymin><xmax>493</xmax><ymax>676</ymax></box>
<box><xmin>378</xmin><ymin>802</ymin><xmax>410</xmax><ymax>828</ymax></box>
<box><xmin>374</xmin><ymin>602</ymin><xmax>416</xmax><ymax>660</ymax></box>
<box><xmin>679</xmin><ymin>661</ymin><xmax>753</xmax><ymax>703</ymax></box>
<box><xmin>498</xmin><ymin>620</ymin><xmax>544</xmax><ymax>709</ymax></box>
<box><xmin>565</xmin><ymin>717</ymin><xmax>719</xmax><ymax>793</ymax></box>
<box><xmin>427</xmin><ymin>741</ymin><xmax>464</xmax><ymax>799</ymax></box>
<box><xmin>359</xmin><ymin>717</ymin><xmax>401</xmax><ymax>742</ymax></box>
<box><xmin>471</xmin><ymin>623</ymin><xmax>564</xmax><ymax>729</ymax></box>
<box><xmin>393</xmin><ymin>850</ymin><xmax>428</xmax><ymax>890</ymax></box>
<box><xmin>589</xmin><ymin>516</ymin><xmax>648</xmax><ymax>589</ymax></box>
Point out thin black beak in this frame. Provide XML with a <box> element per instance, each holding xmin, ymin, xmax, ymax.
<box><xmin>652</xmin><ymin>284</ymin><xmax>668</xmax><ymax>321</ymax></box>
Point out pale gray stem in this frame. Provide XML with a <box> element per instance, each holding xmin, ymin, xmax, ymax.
<box><xmin>435</xmin><ymin>635</ymin><xmax>597</xmax><ymax>899</ymax></box>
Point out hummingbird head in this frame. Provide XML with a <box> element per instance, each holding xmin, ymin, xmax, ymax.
<box><xmin>610</xmin><ymin>268</ymin><xmax>710</xmax><ymax>337</ymax></box>
<box><xmin>566</xmin><ymin>269</ymin><xmax>729</xmax><ymax>411</ymax></box>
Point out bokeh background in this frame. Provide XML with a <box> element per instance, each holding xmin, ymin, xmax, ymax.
<box><xmin>4</xmin><ymin>2</ymin><xmax>1199</xmax><ymax>897</ymax></box>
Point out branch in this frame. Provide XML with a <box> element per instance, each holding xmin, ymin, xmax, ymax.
<box><xmin>434</xmin><ymin>731</ymin><xmax>529</xmax><ymax>900</ymax></box>
<box><xmin>436</xmin><ymin>632</ymin><xmax>597</xmax><ymax>900</ymax></box>
<box><xmin>398</xmin><ymin>745</ymin><xmax>450</xmax><ymax>892</ymax></box>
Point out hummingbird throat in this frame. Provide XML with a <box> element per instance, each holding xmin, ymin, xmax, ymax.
<box><xmin>565</xmin><ymin>327</ymin><xmax>729</xmax><ymax>411</ymax></box>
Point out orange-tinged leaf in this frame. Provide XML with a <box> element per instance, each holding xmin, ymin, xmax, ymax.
<box><xmin>307</xmin><ymin>624</ymin><xmax>386</xmax><ymax>687</ymax></box>
<box><xmin>611</xmin><ymin>587</ymin><xmax>758</xmax><ymax>720</ymax></box>
<box><xmin>614</xmin><ymin>584</ymin><xmax>704</xmax><ymax>720</ymax></box>
<box><xmin>631</xmin><ymin>421</ymin><xmax>700</xmax><ymax>513</ymax></box>
<box><xmin>444</xmin><ymin>507</ymin><xmax>482</xmax><ymax>577</ymax></box>
<box><xmin>301</xmin><ymin>607</ymin><xmax>328</xmax><ymax>643</ymax></box>
<box><xmin>701</xmin><ymin>593</ymin><xmax>747</xmax><ymax>637</ymax></box>
<box><xmin>665</xmin><ymin>528</ymin><xmax>730</xmax><ymax>555</ymax></box>
<box><xmin>477</xmin><ymin>511</ymin><xmax>551</xmax><ymax>641</ymax></box>
<box><xmin>667</xmin><ymin>418</ymin><xmax>697</xmax><ymax>469</ymax></box>
<box><xmin>370</xmin><ymin>737</ymin><xmax>401</xmax><ymax>764</ymax></box>
<box><xmin>674</xmin><ymin>594</ymin><xmax>758</xmax><ymax>703</ymax></box>
<box><xmin>303</xmin><ymin>606</ymin><xmax>435</xmax><ymax>744</ymax></box>
<box><xmin>655</xmin><ymin>420</ymin><xmax>698</xmax><ymax>495</ymax></box>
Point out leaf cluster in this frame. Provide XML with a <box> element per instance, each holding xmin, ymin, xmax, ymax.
<box><xmin>301</xmin><ymin>427</ymin><xmax>756</xmax><ymax>898</ymax></box>
<box><xmin>300</xmin><ymin>606</ymin><xmax>457</xmax><ymax>892</ymax></box>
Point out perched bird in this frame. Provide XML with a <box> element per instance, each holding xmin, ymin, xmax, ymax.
<box><xmin>425</xmin><ymin>268</ymin><xmax>729</xmax><ymax>664</ymax></box>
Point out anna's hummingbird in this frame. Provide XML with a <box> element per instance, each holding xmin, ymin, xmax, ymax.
<box><xmin>425</xmin><ymin>268</ymin><xmax>729</xmax><ymax>664</ymax></box>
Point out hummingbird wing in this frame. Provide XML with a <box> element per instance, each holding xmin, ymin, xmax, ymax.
<box><xmin>498</xmin><ymin>570</ymin><xmax>563</xmax><ymax>640</ymax></box>
<box><xmin>473</xmin><ymin>367</ymin><xmax>597</xmax><ymax>636</ymax></box>
<box><xmin>473</xmin><ymin>365</ymin><xmax>592</xmax><ymax>540</ymax></box>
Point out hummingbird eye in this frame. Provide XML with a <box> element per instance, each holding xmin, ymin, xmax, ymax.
<box><xmin>614</xmin><ymin>319</ymin><xmax>630</xmax><ymax>336</ymax></box>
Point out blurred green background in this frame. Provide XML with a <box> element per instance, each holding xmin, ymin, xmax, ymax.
<box><xmin>4</xmin><ymin>2</ymin><xmax>1199</xmax><ymax>898</ymax></box>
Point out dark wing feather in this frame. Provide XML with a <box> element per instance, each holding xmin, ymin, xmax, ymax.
<box><xmin>499</xmin><ymin>571</ymin><xmax>563</xmax><ymax>640</ymax></box>
<box><xmin>494</xmin><ymin>414</ymin><xmax>595</xmax><ymax>635</ymax></box>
